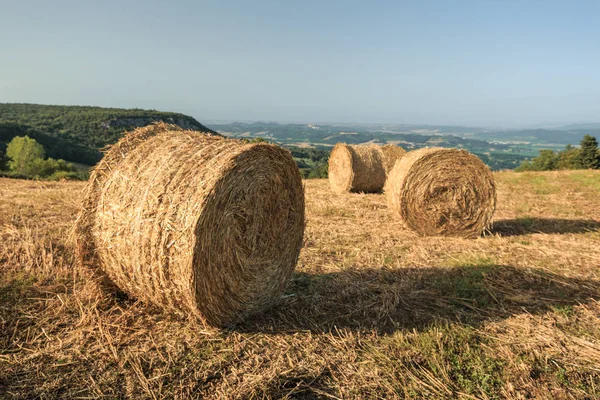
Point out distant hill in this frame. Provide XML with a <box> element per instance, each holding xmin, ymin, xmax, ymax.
<box><xmin>559</xmin><ymin>123</ymin><xmax>600</xmax><ymax>130</ymax></box>
<box><xmin>211</xmin><ymin>121</ymin><xmax>498</xmax><ymax>150</ymax></box>
<box><xmin>471</xmin><ymin>128</ymin><xmax>600</xmax><ymax>146</ymax></box>
<box><xmin>0</xmin><ymin>103</ymin><xmax>215</xmax><ymax>165</ymax></box>
<box><xmin>212</xmin><ymin>121</ymin><xmax>530</xmax><ymax>170</ymax></box>
<box><xmin>472</xmin><ymin>129</ymin><xmax>582</xmax><ymax>144</ymax></box>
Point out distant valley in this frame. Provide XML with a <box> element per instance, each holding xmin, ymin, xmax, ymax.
<box><xmin>1</xmin><ymin>103</ymin><xmax>597</xmax><ymax>173</ymax></box>
<box><xmin>213</xmin><ymin>121</ymin><xmax>598</xmax><ymax>170</ymax></box>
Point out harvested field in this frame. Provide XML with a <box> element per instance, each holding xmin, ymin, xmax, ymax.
<box><xmin>1</xmin><ymin>170</ymin><xmax>600</xmax><ymax>399</ymax></box>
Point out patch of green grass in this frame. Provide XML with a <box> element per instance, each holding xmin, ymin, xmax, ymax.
<box><xmin>567</xmin><ymin>172</ymin><xmax>600</xmax><ymax>192</ymax></box>
<box><xmin>552</xmin><ymin>305</ymin><xmax>574</xmax><ymax>317</ymax></box>
<box><xmin>515</xmin><ymin>202</ymin><xmax>532</xmax><ymax>215</ymax></box>
<box><xmin>516</xmin><ymin>216</ymin><xmax>535</xmax><ymax>231</ymax></box>
<box><xmin>435</xmin><ymin>268</ymin><xmax>495</xmax><ymax>307</ymax></box>
<box><xmin>588</xmin><ymin>230</ymin><xmax>600</xmax><ymax>240</ymax></box>
<box><xmin>513</xmin><ymin>350</ymin><xmax>600</xmax><ymax>394</ymax></box>
<box><xmin>524</xmin><ymin>174</ymin><xmax>560</xmax><ymax>195</ymax></box>
<box><xmin>383</xmin><ymin>254</ymin><xmax>396</xmax><ymax>266</ymax></box>
<box><xmin>438</xmin><ymin>257</ymin><xmax>498</xmax><ymax>308</ymax></box>
<box><xmin>444</xmin><ymin>255</ymin><xmax>496</xmax><ymax>269</ymax></box>
<box><xmin>0</xmin><ymin>273</ymin><xmax>37</xmax><ymax>304</ymax></box>
<box><xmin>500</xmin><ymin>173</ymin><xmax>522</xmax><ymax>186</ymax></box>
<box><xmin>372</xmin><ymin>325</ymin><xmax>506</xmax><ymax>398</ymax></box>
<box><xmin>371</xmin><ymin>319</ymin><xmax>600</xmax><ymax>398</ymax></box>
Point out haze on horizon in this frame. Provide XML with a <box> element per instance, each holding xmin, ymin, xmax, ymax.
<box><xmin>1</xmin><ymin>0</ymin><xmax>599</xmax><ymax>129</ymax></box>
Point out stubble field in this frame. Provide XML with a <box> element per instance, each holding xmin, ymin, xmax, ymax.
<box><xmin>1</xmin><ymin>170</ymin><xmax>600</xmax><ymax>399</ymax></box>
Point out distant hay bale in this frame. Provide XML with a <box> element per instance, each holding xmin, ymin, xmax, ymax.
<box><xmin>380</xmin><ymin>144</ymin><xmax>407</xmax><ymax>172</ymax></box>
<box><xmin>75</xmin><ymin>123</ymin><xmax>305</xmax><ymax>327</ymax></box>
<box><xmin>328</xmin><ymin>143</ymin><xmax>405</xmax><ymax>193</ymax></box>
<box><xmin>385</xmin><ymin>147</ymin><xmax>496</xmax><ymax>238</ymax></box>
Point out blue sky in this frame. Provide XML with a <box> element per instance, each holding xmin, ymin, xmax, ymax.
<box><xmin>1</xmin><ymin>0</ymin><xmax>599</xmax><ymax>127</ymax></box>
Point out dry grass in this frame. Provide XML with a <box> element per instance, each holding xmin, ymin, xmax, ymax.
<box><xmin>76</xmin><ymin>123</ymin><xmax>305</xmax><ymax>327</ymax></box>
<box><xmin>1</xmin><ymin>170</ymin><xmax>600</xmax><ymax>399</ymax></box>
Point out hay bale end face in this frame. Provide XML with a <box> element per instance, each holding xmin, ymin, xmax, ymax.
<box><xmin>385</xmin><ymin>147</ymin><xmax>496</xmax><ymax>238</ymax></box>
<box><xmin>328</xmin><ymin>143</ymin><xmax>405</xmax><ymax>193</ymax></box>
<box><xmin>75</xmin><ymin>123</ymin><xmax>305</xmax><ymax>327</ymax></box>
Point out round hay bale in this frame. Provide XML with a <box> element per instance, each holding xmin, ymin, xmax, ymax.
<box><xmin>328</xmin><ymin>144</ymin><xmax>387</xmax><ymax>193</ymax></box>
<box><xmin>75</xmin><ymin>123</ymin><xmax>305</xmax><ymax>327</ymax></box>
<box><xmin>380</xmin><ymin>144</ymin><xmax>407</xmax><ymax>172</ymax></box>
<box><xmin>385</xmin><ymin>147</ymin><xmax>496</xmax><ymax>238</ymax></box>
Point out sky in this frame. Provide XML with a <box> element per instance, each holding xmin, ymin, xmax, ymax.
<box><xmin>1</xmin><ymin>0</ymin><xmax>599</xmax><ymax>127</ymax></box>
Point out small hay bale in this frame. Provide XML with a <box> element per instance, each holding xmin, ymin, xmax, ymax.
<box><xmin>75</xmin><ymin>123</ymin><xmax>305</xmax><ymax>327</ymax></box>
<box><xmin>385</xmin><ymin>147</ymin><xmax>496</xmax><ymax>238</ymax></box>
<box><xmin>380</xmin><ymin>144</ymin><xmax>407</xmax><ymax>172</ymax></box>
<box><xmin>328</xmin><ymin>143</ymin><xmax>401</xmax><ymax>193</ymax></box>
<box><xmin>328</xmin><ymin>143</ymin><xmax>406</xmax><ymax>193</ymax></box>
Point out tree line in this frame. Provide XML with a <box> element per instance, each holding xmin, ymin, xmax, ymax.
<box><xmin>515</xmin><ymin>134</ymin><xmax>600</xmax><ymax>171</ymax></box>
<box><xmin>0</xmin><ymin>103</ymin><xmax>211</xmax><ymax>166</ymax></box>
<box><xmin>243</xmin><ymin>137</ymin><xmax>329</xmax><ymax>178</ymax></box>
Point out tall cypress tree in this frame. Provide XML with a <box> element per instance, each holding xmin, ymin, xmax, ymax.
<box><xmin>580</xmin><ymin>134</ymin><xmax>600</xmax><ymax>169</ymax></box>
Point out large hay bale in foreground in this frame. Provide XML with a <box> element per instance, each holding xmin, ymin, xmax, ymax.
<box><xmin>328</xmin><ymin>143</ymin><xmax>405</xmax><ymax>193</ymax></box>
<box><xmin>75</xmin><ymin>123</ymin><xmax>305</xmax><ymax>327</ymax></box>
<box><xmin>385</xmin><ymin>147</ymin><xmax>496</xmax><ymax>238</ymax></box>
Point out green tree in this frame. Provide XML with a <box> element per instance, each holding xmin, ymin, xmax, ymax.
<box><xmin>533</xmin><ymin>150</ymin><xmax>559</xmax><ymax>171</ymax></box>
<box><xmin>30</xmin><ymin>158</ymin><xmax>77</xmax><ymax>179</ymax></box>
<box><xmin>4</xmin><ymin>135</ymin><xmax>78</xmax><ymax>179</ymax></box>
<box><xmin>557</xmin><ymin>144</ymin><xmax>583</xmax><ymax>170</ymax></box>
<box><xmin>580</xmin><ymin>134</ymin><xmax>600</xmax><ymax>169</ymax></box>
<box><xmin>6</xmin><ymin>136</ymin><xmax>45</xmax><ymax>175</ymax></box>
<box><xmin>516</xmin><ymin>149</ymin><xmax>559</xmax><ymax>172</ymax></box>
<box><xmin>514</xmin><ymin>160</ymin><xmax>532</xmax><ymax>172</ymax></box>
<box><xmin>306</xmin><ymin>163</ymin><xmax>328</xmax><ymax>178</ymax></box>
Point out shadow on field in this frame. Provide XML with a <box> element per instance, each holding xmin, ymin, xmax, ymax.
<box><xmin>492</xmin><ymin>218</ymin><xmax>600</xmax><ymax>236</ymax></box>
<box><xmin>238</xmin><ymin>265</ymin><xmax>600</xmax><ymax>334</ymax></box>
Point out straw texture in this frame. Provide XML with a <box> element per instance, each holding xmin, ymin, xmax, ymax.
<box><xmin>380</xmin><ymin>144</ymin><xmax>407</xmax><ymax>172</ymax></box>
<box><xmin>385</xmin><ymin>147</ymin><xmax>496</xmax><ymax>238</ymax></box>
<box><xmin>75</xmin><ymin>123</ymin><xmax>305</xmax><ymax>327</ymax></box>
<box><xmin>328</xmin><ymin>143</ymin><xmax>404</xmax><ymax>193</ymax></box>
